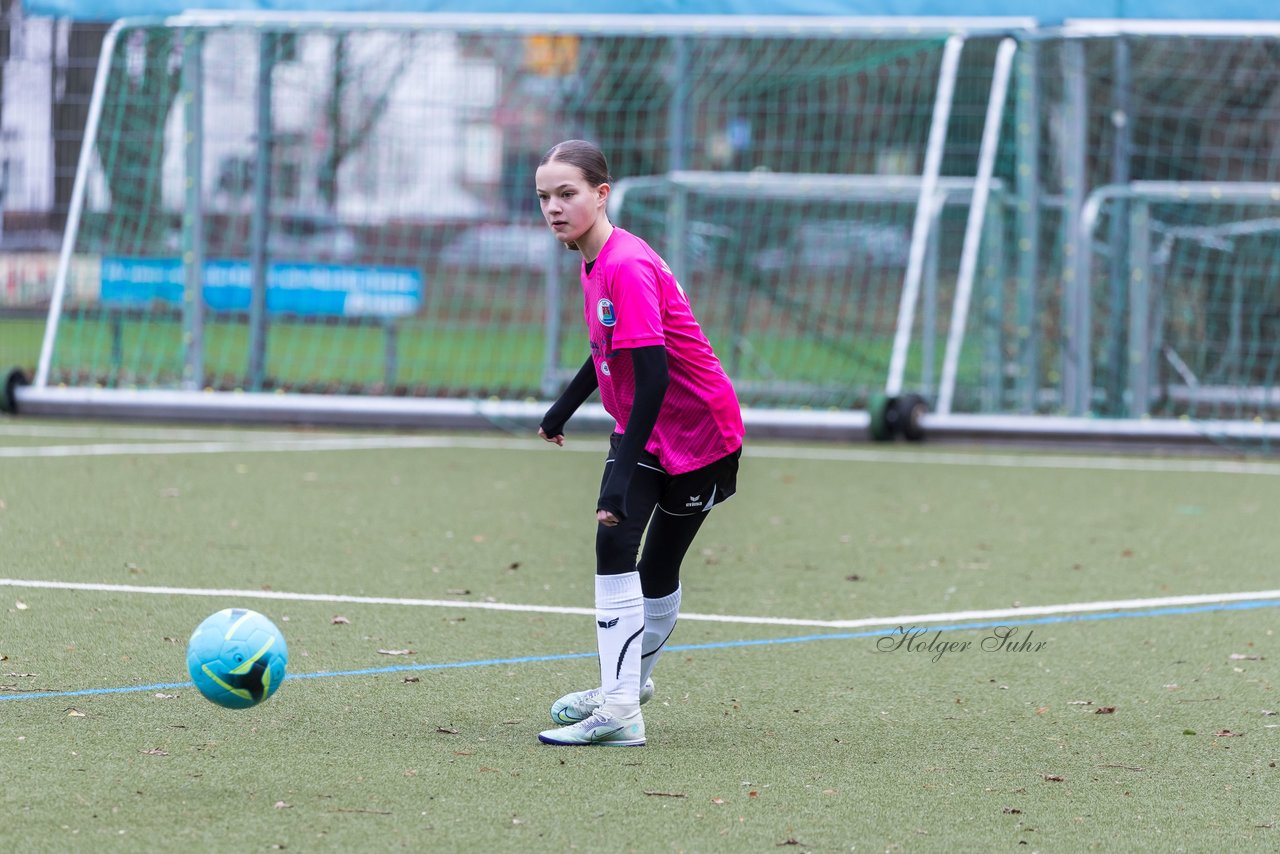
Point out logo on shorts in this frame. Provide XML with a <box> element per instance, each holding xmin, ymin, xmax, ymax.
<box><xmin>597</xmin><ymin>298</ymin><xmax>616</xmax><ymax>327</ymax></box>
<box><xmin>685</xmin><ymin>494</ymin><xmax>702</xmax><ymax>507</ymax></box>
<box><xmin>600</xmin><ymin>360</ymin><xmax>611</xmax><ymax>376</ymax></box>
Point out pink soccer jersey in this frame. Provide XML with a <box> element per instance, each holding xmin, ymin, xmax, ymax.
<box><xmin>581</xmin><ymin>227</ymin><xmax>744</xmax><ymax>474</ymax></box>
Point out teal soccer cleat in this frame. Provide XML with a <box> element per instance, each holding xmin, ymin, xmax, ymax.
<box><xmin>549</xmin><ymin>678</ymin><xmax>655</xmax><ymax>725</ymax></box>
<box><xmin>537</xmin><ymin>708</ymin><xmax>646</xmax><ymax>747</ymax></box>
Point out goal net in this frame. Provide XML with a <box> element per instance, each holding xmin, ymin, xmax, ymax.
<box><xmin>1036</xmin><ymin>25</ymin><xmax>1280</xmax><ymax>444</ymax></box>
<box><xmin>19</xmin><ymin>13</ymin><xmax>1024</xmax><ymax>428</ymax></box>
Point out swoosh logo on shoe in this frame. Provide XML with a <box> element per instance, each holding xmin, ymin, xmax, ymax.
<box><xmin>553</xmin><ymin>709</ymin><xmax>585</xmax><ymax>725</ymax></box>
<box><xmin>588</xmin><ymin>724</ymin><xmax>625</xmax><ymax>741</ymax></box>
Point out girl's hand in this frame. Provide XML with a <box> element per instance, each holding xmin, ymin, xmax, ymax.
<box><xmin>597</xmin><ymin>509</ymin><xmax>619</xmax><ymax>527</ymax></box>
<box><xmin>539</xmin><ymin>427</ymin><xmax>564</xmax><ymax>446</ymax></box>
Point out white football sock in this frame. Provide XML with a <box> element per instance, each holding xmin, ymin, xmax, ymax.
<box><xmin>595</xmin><ymin>572</ymin><xmax>644</xmax><ymax>715</ymax></box>
<box><xmin>640</xmin><ymin>585</ymin><xmax>681</xmax><ymax>686</ymax></box>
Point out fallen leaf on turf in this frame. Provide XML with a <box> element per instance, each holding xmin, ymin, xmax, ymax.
<box><xmin>1214</xmin><ymin>729</ymin><xmax>1244</xmax><ymax>737</ymax></box>
<box><xmin>331</xmin><ymin>616</ymin><xmax>351</xmax><ymax>625</ymax></box>
<box><xmin>1003</xmin><ymin>807</ymin><xmax>1022</xmax><ymax>814</ymax></box>
<box><xmin>153</xmin><ymin>693</ymin><xmax>177</xmax><ymax>699</ymax></box>
<box><xmin>643</xmin><ymin>790</ymin><xmax>687</xmax><ymax>798</ymax></box>
<box><xmin>66</xmin><ymin>708</ymin><xmax>86</xmax><ymax>717</ymax></box>
<box><xmin>478</xmin><ymin>766</ymin><xmax>499</xmax><ymax>773</ymax></box>
<box><xmin>0</xmin><ymin>654</ymin><xmax>6</xmax><ymax>661</ymax></box>
<box><xmin>1229</xmin><ymin>653</ymin><xmax>1263</xmax><ymax>661</ymax></box>
<box><xmin>1184</xmin><ymin>729</ymin><xmax>1197</xmax><ymax>735</ymax></box>
<box><xmin>748</xmin><ymin>790</ymin><xmax>759</xmax><ymax>798</ymax></box>
<box><xmin>274</xmin><ymin>801</ymin><xmax>291</xmax><ymax>809</ymax></box>
<box><xmin>1262</xmin><ymin>710</ymin><xmax>1277</xmax><ymax>716</ymax></box>
<box><xmin>845</xmin><ymin>574</ymin><xmax>861</xmax><ymax>582</ymax></box>
<box><xmin>377</xmin><ymin>649</ymin><xmax>414</xmax><ymax>656</ymax></box>
<box><xmin>435</xmin><ymin>726</ymin><xmax>460</xmax><ymax>734</ymax></box>
<box><xmin>402</xmin><ymin>677</ymin><xmax>420</xmax><ymax>684</ymax></box>
<box><xmin>1095</xmin><ymin>707</ymin><xmax>1117</xmax><ymax>714</ymax></box>
<box><xmin>777</xmin><ymin>840</ymin><xmax>803</xmax><ymax>847</ymax></box>
<box><xmin>447</xmin><ymin>588</ymin><xmax>471</xmax><ymax>596</ymax></box>
<box><xmin>1041</xmin><ymin>774</ymin><xmax>1065</xmax><ymax>782</ymax></box>
<box><xmin>710</xmin><ymin>798</ymin><xmax>726</xmax><ymax>805</ymax></box>
<box><xmin>1068</xmin><ymin>699</ymin><xmax>1093</xmax><ymax>706</ymax></box>
<box><xmin>141</xmin><ymin>748</ymin><xmax>168</xmax><ymax>756</ymax></box>
<box><xmin>15</xmin><ymin>601</ymin><xmax>28</xmax><ymax>611</ymax></box>
<box><xmin>404</xmin><ymin>769</ymin><xmax>417</xmax><ymax>777</ymax></box>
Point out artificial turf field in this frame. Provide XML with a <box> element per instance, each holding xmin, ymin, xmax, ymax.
<box><xmin>1</xmin><ymin>418</ymin><xmax>1278</xmax><ymax>852</ymax></box>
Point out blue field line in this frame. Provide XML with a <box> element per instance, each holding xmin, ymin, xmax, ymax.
<box><xmin>4</xmin><ymin>598</ymin><xmax>1279</xmax><ymax>704</ymax></box>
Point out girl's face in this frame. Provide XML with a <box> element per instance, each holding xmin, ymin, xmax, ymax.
<box><xmin>535</xmin><ymin>160</ymin><xmax>609</xmax><ymax>250</ymax></box>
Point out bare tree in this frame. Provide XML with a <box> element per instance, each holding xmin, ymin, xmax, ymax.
<box><xmin>316</xmin><ymin>33</ymin><xmax>414</xmax><ymax>210</ymax></box>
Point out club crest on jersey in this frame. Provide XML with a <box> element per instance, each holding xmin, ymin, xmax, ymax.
<box><xmin>596</xmin><ymin>298</ymin><xmax>616</xmax><ymax>327</ymax></box>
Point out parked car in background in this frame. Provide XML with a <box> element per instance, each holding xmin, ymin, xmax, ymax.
<box><xmin>750</xmin><ymin>219</ymin><xmax>911</xmax><ymax>274</ymax></box>
<box><xmin>437</xmin><ymin>224</ymin><xmax>557</xmax><ymax>271</ymax></box>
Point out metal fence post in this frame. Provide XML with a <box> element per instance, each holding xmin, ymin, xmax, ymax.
<box><xmin>1127</xmin><ymin>199</ymin><xmax>1151</xmax><ymax>417</ymax></box>
<box><xmin>1062</xmin><ymin>37</ymin><xmax>1090</xmax><ymax>415</ymax></box>
<box><xmin>181</xmin><ymin>29</ymin><xmax>205</xmax><ymax>391</ymax></box>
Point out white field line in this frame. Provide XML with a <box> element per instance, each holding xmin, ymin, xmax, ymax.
<box><xmin>2</xmin><ymin>431</ymin><xmax>1280</xmax><ymax>476</ymax></box>
<box><xmin>2</xmin><ymin>578</ymin><xmax>1279</xmax><ymax>629</ymax></box>
<box><xmin>0</xmin><ymin>436</ymin><xmax>537</xmax><ymax>458</ymax></box>
<box><xmin>0</xmin><ymin>423</ymin><xmax>347</xmax><ymax>442</ymax></box>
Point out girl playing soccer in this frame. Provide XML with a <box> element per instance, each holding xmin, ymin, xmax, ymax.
<box><xmin>534</xmin><ymin>139</ymin><xmax>744</xmax><ymax>747</ymax></box>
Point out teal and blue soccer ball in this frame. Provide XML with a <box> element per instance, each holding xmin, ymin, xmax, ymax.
<box><xmin>186</xmin><ymin>608</ymin><xmax>288</xmax><ymax>709</ymax></box>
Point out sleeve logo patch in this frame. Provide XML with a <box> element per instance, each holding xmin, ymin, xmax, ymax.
<box><xmin>596</xmin><ymin>298</ymin><xmax>617</xmax><ymax>327</ymax></box>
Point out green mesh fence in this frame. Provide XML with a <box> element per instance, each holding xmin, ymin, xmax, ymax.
<box><xmin>1031</xmin><ymin>33</ymin><xmax>1280</xmax><ymax>436</ymax></box>
<box><xmin>25</xmin><ymin>17</ymin><xmax>1280</xmax><ymax>442</ymax></box>
<box><xmin>37</xmin><ymin>19</ymin><xmax>1014</xmax><ymax>411</ymax></box>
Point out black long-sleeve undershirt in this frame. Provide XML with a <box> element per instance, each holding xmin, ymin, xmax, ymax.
<box><xmin>540</xmin><ymin>346</ymin><xmax>670</xmax><ymax>522</ymax></box>
<box><xmin>596</xmin><ymin>345</ymin><xmax>669</xmax><ymax>521</ymax></box>
<box><xmin>539</xmin><ymin>355</ymin><xmax>598</xmax><ymax>439</ymax></box>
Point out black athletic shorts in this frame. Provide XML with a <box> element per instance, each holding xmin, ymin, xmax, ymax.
<box><xmin>606</xmin><ymin>432</ymin><xmax>740</xmax><ymax>516</ymax></box>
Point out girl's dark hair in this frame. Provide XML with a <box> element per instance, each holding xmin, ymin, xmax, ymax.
<box><xmin>540</xmin><ymin>139</ymin><xmax>612</xmax><ymax>187</ymax></box>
